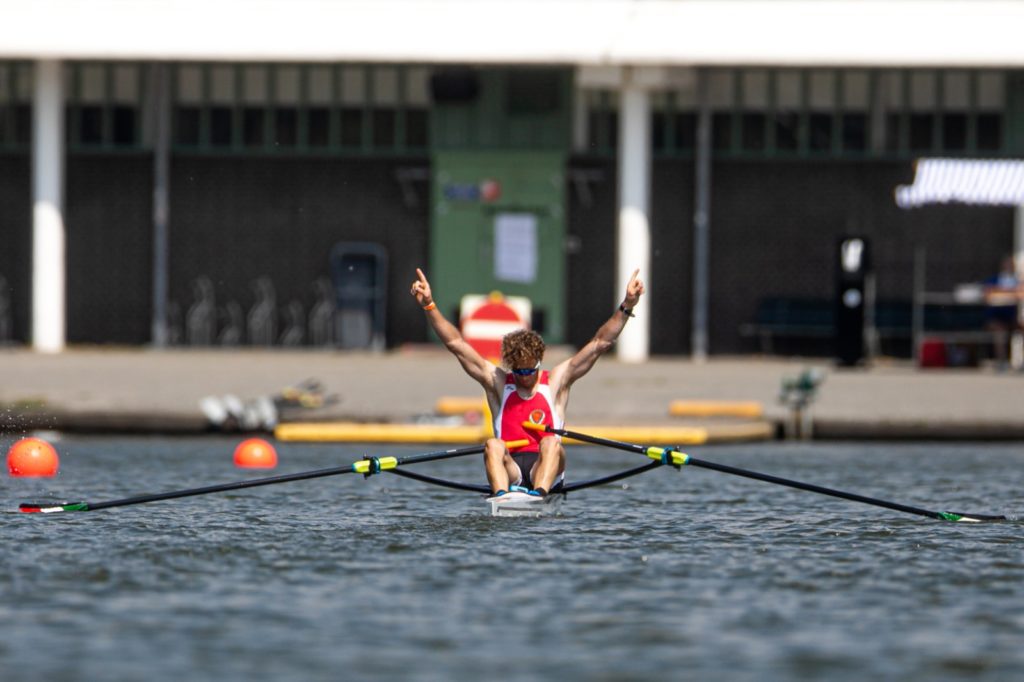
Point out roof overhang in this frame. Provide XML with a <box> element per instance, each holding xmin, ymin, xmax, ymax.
<box><xmin>896</xmin><ymin>159</ymin><xmax>1024</xmax><ymax>208</ymax></box>
<box><xmin>2</xmin><ymin>1</ymin><xmax>1024</xmax><ymax>67</ymax></box>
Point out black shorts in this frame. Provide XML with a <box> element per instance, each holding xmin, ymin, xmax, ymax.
<box><xmin>510</xmin><ymin>452</ymin><xmax>539</xmax><ymax>488</ymax></box>
<box><xmin>509</xmin><ymin>451</ymin><xmax>564</xmax><ymax>492</ymax></box>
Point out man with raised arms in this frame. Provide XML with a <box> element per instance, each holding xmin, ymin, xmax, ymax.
<box><xmin>410</xmin><ymin>268</ymin><xmax>645</xmax><ymax>502</ymax></box>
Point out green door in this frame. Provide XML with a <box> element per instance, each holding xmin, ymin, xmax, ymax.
<box><xmin>431</xmin><ymin>150</ymin><xmax>566</xmax><ymax>342</ymax></box>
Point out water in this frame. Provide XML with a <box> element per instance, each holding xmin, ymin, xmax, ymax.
<box><xmin>2</xmin><ymin>437</ymin><xmax>1023</xmax><ymax>682</ymax></box>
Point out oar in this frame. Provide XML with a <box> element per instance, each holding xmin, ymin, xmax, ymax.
<box><xmin>19</xmin><ymin>439</ymin><xmax>527</xmax><ymax>514</ymax></box>
<box><xmin>524</xmin><ymin>423</ymin><xmax>1005</xmax><ymax>523</ymax></box>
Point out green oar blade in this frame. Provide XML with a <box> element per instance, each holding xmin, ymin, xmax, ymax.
<box><xmin>20</xmin><ymin>502</ymin><xmax>90</xmax><ymax>513</ymax></box>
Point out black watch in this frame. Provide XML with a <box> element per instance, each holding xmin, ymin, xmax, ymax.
<box><xmin>619</xmin><ymin>304</ymin><xmax>635</xmax><ymax>318</ymax></box>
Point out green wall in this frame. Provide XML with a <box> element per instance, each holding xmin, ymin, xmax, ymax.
<box><xmin>429</xmin><ymin>67</ymin><xmax>572</xmax><ymax>342</ymax></box>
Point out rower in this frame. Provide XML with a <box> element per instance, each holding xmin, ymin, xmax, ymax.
<box><xmin>410</xmin><ymin>267</ymin><xmax>645</xmax><ymax>502</ymax></box>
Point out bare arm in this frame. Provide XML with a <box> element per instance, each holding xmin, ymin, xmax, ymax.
<box><xmin>410</xmin><ymin>268</ymin><xmax>503</xmax><ymax>392</ymax></box>
<box><xmin>552</xmin><ymin>269</ymin><xmax>646</xmax><ymax>390</ymax></box>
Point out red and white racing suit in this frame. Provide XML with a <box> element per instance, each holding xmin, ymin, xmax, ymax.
<box><xmin>492</xmin><ymin>371</ymin><xmax>564</xmax><ymax>489</ymax></box>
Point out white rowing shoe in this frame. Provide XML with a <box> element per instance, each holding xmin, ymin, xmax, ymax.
<box><xmin>486</xmin><ymin>491</ymin><xmax>563</xmax><ymax>517</ymax></box>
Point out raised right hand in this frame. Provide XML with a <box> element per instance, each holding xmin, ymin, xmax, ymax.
<box><xmin>410</xmin><ymin>268</ymin><xmax>434</xmax><ymax>307</ymax></box>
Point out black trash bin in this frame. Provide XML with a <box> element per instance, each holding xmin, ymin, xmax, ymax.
<box><xmin>329</xmin><ymin>242</ymin><xmax>388</xmax><ymax>350</ymax></box>
<box><xmin>835</xmin><ymin>236</ymin><xmax>870</xmax><ymax>366</ymax></box>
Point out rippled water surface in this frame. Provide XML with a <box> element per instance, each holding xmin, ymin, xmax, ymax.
<box><xmin>2</xmin><ymin>437</ymin><xmax>1023</xmax><ymax>682</ymax></box>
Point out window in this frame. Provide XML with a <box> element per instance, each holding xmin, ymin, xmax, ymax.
<box><xmin>165</xmin><ymin>63</ymin><xmax>430</xmax><ymax>154</ymax></box>
<box><xmin>65</xmin><ymin>62</ymin><xmax>142</xmax><ymax>149</ymax></box>
<box><xmin>637</xmin><ymin>67</ymin><xmax>1010</xmax><ymax>160</ymax></box>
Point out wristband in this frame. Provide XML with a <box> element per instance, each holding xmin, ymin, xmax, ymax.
<box><xmin>422</xmin><ymin>302</ymin><xmax>437</xmax><ymax>311</ymax></box>
<box><xmin>619</xmin><ymin>304</ymin><xmax>634</xmax><ymax>318</ymax></box>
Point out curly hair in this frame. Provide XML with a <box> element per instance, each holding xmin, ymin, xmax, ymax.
<box><xmin>501</xmin><ymin>329</ymin><xmax>546</xmax><ymax>369</ymax></box>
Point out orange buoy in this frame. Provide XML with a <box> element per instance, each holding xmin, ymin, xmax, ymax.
<box><xmin>7</xmin><ymin>437</ymin><xmax>60</xmax><ymax>477</ymax></box>
<box><xmin>233</xmin><ymin>438</ymin><xmax>278</xmax><ymax>469</ymax></box>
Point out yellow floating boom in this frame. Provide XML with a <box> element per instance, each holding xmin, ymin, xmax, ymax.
<box><xmin>668</xmin><ymin>400</ymin><xmax>764</xmax><ymax>419</ymax></box>
<box><xmin>271</xmin><ymin>421</ymin><xmax>776</xmax><ymax>445</ymax></box>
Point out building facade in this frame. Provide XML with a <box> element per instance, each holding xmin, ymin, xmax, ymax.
<box><xmin>2</xmin><ymin>4</ymin><xmax>1022</xmax><ymax>356</ymax></box>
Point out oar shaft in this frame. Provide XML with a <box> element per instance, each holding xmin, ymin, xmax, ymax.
<box><xmin>684</xmin><ymin>456</ymin><xmax>945</xmax><ymax>521</ymax></box>
<box><xmin>541</xmin><ymin>425</ymin><xmax>1001</xmax><ymax>523</ymax></box>
<box><xmin>24</xmin><ymin>442</ymin><xmax>497</xmax><ymax>513</ymax></box>
<box><xmin>90</xmin><ymin>444</ymin><xmax>490</xmax><ymax>510</ymax></box>
<box><xmin>87</xmin><ymin>465</ymin><xmax>356</xmax><ymax>511</ymax></box>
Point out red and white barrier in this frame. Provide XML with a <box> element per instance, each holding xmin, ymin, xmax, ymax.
<box><xmin>460</xmin><ymin>292</ymin><xmax>531</xmax><ymax>363</ymax></box>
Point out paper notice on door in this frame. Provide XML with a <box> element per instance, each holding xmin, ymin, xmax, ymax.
<box><xmin>494</xmin><ymin>213</ymin><xmax>537</xmax><ymax>284</ymax></box>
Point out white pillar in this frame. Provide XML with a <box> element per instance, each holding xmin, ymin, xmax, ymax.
<box><xmin>691</xmin><ymin>69</ymin><xmax>711</xmax><ymax>362</ymax></box>
<box><xmin>151</xmin><ymin>64</ymin><xmax>171</xmax><ymax>347</ymax></box>
<box><xmin>31</xmin><ymin>59</ymin><xmax>65</xmax><ymax>353</ymax></box>
<box><xmin>616</xmin><ymin>78</ymin><xmax>650</xmax><ymax>362</ymax></box>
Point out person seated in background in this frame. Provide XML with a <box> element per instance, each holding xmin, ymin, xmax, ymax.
<box><xmin>983</xmin><ymin>255</ymin><xmax>1023</xmax><ymax>369</ymax></box>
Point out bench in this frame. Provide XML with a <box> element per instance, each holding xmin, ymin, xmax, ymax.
<box><xmin>740</xmin><ymin>297</ymin><xmax>992</xmax><ymax>356</ymax></box>
<box><xmin>739</xmin><ymin>298</ymin><xmax>834</xmax><ymax>354</ymax></box>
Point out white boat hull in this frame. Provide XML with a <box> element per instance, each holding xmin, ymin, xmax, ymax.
<box><xmin>487</xmin><ymin>491</ymin><xmax>563</xmax><ymax>517</ymax></box>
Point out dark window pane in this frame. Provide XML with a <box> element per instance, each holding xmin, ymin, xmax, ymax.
<box><xmin>741</xmin><ymin>112</ymin><xmax>766</xmax><ymax>151</ymax></box>
<box><xmin>243</xmin><ymin>108</ymin><xmax>265</xmax><ymax>147</ymax></box>
<box><xmin>674</xmin><ymin>112</ymin><xmax>696</xmax><ymax>150</ymax></box>
<box><xmin>942</xmin><ymin>113</ymin><xmax>967</xmax><ymax>151</ymax></box>
<box><xmin>841</xmin><ymin>113</ymin><xmax>867</xmax><ymax>152</ymax></box>
<box><xmin>909</xmin><ymin>114</ymin><xmax>934</xmax><ymax>152</ymax></box>
<box><xmin>605</xmin><ymin>112</ymin><xmax>618</xmax><ymax>150</ymax></box>
<box><xmin>340</xmin><ymin>108</ymin><xmax>362</xmax><ymax>147</ymax></box>
<box><xmin>774</xmin><ymin>111</ymin><xmax>799</xmax><ymax>151</ymax></box>
<box><xmin>274</xmin><ymin>108</ymin><xmax>297</xmax><ymax>146</ymax></box>
<box><xmin>977</xmin><ymin>113</ymin><xmax>1002</xmax><ymax>151</ymax></box>
<box><xmin>14</xmin><ymin>104</ymin><xmax>30</xmax><ymax>145</ymax></box>
<box><xmin>79</xmin><ymin>105</ymin><xmax>104</xmax><ymax>145</ymax></box>
<box><xmin>809</xmin><ymin>113</ymin><xmax>832</xmax><ymax>151</ymax></box>
<box><xmin>0</xmin><ymin>107</ymin><xmax>9</xmax><ymax>145</ymax></box>
<box><xmin>113</xmin><ymin>106</ymin><xmax>136</xmax><ymax>146</ymax></box>
<box><xmin>308</xmin><ymin>107</ymin><xmax>329</xmax><ymax>147</ymax></box>
<box><xmin>175</xmin><ymin>107</ymin><xmax>200</xmax><ymax>146</ymax></box>
<box><xmin>712</xmin><ymin>112</ymin><xmax>732</xmax><ymax>150</ymax></box>
<box><xmin>404</xmin><ymin>109</ymin><xmax>428</xmax><ymax>148</ymax></box>
<box><xmin>586</xmin><ymin>111</ymin><xmax>602</xmax><ymax>150</ymax></box>
<box><xmin>63</xmin><ymin>106</ymin><xmax>74</xmax><ymax>144</ymax></box>
<box><xmin>372</xmin><ymin>109</ymin><xmax>395</xmax><ymax>148</ymax></box>
<box><xmin>885</xmin><ymin>113</ymin><xmax>902</xmax><ymax>152</ymax></box>
<box><xmin>506</xmin><ymin>70</ymin><xmax>560</xmax><ymax>114</ymax></box>
<box><xmin>652</xmin><ymin>111</ymin><xmax>667</xmax><ymax>151</ymax></box>
<box><xmin>210</xmin><ymin>106</ymin><xmax>233</xmax><ymax>147</ymax></box>
<box><xmin>586</xmin><ymin>110</ymin><xmax>618</xmax><ymax>152</ymax></box>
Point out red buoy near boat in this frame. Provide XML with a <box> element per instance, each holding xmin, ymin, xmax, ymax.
<box><xmin>7</xmin><ymin>437</ymin><xmax>60</xmax><ymax>477</ymax></box>
<box><xmin>233</xmin><ymin>438</ymin><xmax>278</xmax><ymax>469</ymax></box>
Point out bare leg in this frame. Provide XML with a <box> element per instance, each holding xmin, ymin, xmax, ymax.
<box><xmin>531</xmin><ymin>437</ymin><xmax>565</xmax><ymax>493</ymax></box>
<box><xmin>484</xmin><ymin>438</ymin><xmax>513</xmax><ymax>494</ymax></box>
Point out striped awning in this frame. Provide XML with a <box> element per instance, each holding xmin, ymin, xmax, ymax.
<box><xmin>895</xmin><ymin>158</ymin><xmax>1024</xmax><ymax>208</ymax></box>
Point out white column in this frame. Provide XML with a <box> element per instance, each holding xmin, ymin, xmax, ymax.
<box><xmin>616</xmin><ymin>78</ymin><xmax>650</xmax><ymax>362</ymax></box>
<box><xmin>691</xmin><ymin>69</ymin><xmax>711</xmax><ymax>362</ymax></box>
<box><xmin>32</xmin><ymin>59</ymin><xmax>65</xmax><ymax>353</ymax></box>
<box><xmin>151</xmin><ymin>64</ymin><xmax>171</xmax><ymax>347</ymax></box>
